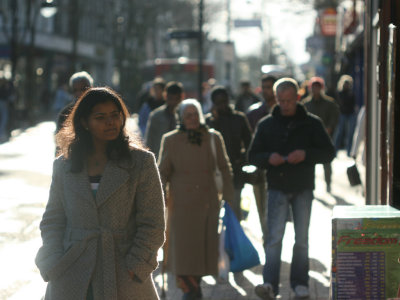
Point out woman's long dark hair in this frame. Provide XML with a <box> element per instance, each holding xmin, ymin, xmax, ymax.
<box><xmin>56</xmin><ymin>87</ymin><xmax>144</xmax><ymax>172</ymax></box>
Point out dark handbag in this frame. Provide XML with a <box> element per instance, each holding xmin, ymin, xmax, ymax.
<box><xmin>347</xmin><ymin>163</ymin><xmax>361</xmax><ymax>186</ymax></box>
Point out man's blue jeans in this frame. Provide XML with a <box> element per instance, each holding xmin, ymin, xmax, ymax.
<box><xmin>262</xmin><ymin>189</ymin><xmax>313</xmax><ymax>295</ymax></box>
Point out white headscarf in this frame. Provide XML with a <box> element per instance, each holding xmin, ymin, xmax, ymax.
<box><xmin>178</xmin><ymin>98</ymin><xmax>206</xmax><ymax>126</ymax></box>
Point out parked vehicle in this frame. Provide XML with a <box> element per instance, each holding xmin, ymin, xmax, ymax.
<box><xmin>141</xmin><ymin>57</ymin><xmax>215</xmax><ymax>98</ymax></box>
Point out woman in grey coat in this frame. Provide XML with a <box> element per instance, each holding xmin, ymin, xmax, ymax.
<box><xmin>36</xmin><ymin>87</ymin><xmax>165</xmax><ymax>300</ymax></box>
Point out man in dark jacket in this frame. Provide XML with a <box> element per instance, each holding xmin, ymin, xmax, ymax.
<box><xmin>249</xmin><ymin>78</ymin><xmax>335</xmax><ymax>300</ymax></box>
<box><xmin>206</xmin><ymin>86</ymin><xmax>252</xmax><ymax>220</ymax></box>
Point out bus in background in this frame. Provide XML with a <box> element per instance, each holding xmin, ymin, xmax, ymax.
<box><xmin>141</xmin><ymin>57</ymin><xmax>215</xmax><ymax>98</ymax></box>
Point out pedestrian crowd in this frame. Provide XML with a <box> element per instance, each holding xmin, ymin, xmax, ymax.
<box><xmin>34</xmin><ymin>69</ymin><xmax>363</xmax><ymax>300</ymax></box>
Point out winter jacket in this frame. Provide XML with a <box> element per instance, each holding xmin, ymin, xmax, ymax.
<box><xmin>336</xmin><ymin>90</ymin><xmax>356</xmax><ymax>115</ymax></box>
<box><xmin>36</xmin><ymin>150</ymin><xmax>165</xmax><ymax>300</ymax></box>
<box><xmin>248</xmin><ymin>104</ymin><xmax>335</xmax><ymax>192</ymax></box>
<box><xmin>302</xmin><ymin>94</ymin><xmax>339</xmax><ymax>134</ymax></box>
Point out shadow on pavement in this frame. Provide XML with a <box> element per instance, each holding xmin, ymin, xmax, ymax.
<box><xmin>314</xmin><ymin>194</ymin><xmax>353</xmax><ymax>210</ymax></box>
<box><xmin>153</xmin><ymin>258</ymin><xmax>329</xmax><ymax>300</ymax></box>
<box><xmin>154</xmin><ymin>266</ymin><xmax>260</xmax><ymax>300</ymax></box>
<box><xmin>309</xmin><ymin>257</ymin><xmax>328</xmax><ymax>275</ymax></box>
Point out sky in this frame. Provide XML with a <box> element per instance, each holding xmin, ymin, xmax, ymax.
<box><xmin>206</xmin><ymin>0</ymin><xmax>316</xmax><ymax>65</ymax></box>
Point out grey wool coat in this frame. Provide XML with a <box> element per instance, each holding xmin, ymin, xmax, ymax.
<box><xmin>35</xmin><ymin>149</ymin><xmax>165</xmax><ymax>300</ymax></box>
<box><xmin>158</xmin><ymin>129</ymin><xmax>234</xmax><ymax>276</ymax></box>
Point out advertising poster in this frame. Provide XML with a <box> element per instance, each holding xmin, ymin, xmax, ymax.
<box><xmin>331</xmin><ymin>206</ymin><xmax>400</xmax><ymax>299</ymax></box>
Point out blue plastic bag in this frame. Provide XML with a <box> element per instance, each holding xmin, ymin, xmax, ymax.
<box><xmin>222</xmin><ymin>202</ymin><xmax>260</xmax><ymax>272</ymax></box>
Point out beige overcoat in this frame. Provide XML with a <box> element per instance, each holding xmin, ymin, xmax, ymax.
<box><xmin>35</xmin><ymin>149</ymin><xmax>165</xmax><ymax>300</ymax></box>
<box><xmin>158</xmin><ymin>129</ymin><xmax>234</xmax><ymax>276</ymax></box>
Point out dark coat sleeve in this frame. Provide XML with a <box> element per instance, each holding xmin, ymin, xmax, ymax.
<box><xmin>248</xmin><ymin>119</ymin><xmax>273</xmax><ymax>169</ymax></box>
<box><xmin>240</xmin><ymin>113</ymin><xmax>253</xmax><ymax>155</ymax></box>
<box><xmin>213</xmin><ymin>131</ymin><xmax>235</xmax><ymax>205</ymax></box>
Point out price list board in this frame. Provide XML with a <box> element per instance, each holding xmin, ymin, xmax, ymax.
<box><xmin>331</xmin><ymin>205</ymin><xmax>400</xmax><ymax>300</ymax></box>
<box><xmin>337</xmin><ymin>252</ymin><xmax>385</xmax><ymax>299</ymax></box>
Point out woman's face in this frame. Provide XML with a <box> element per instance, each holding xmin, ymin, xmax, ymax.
<box><xmin>83</xmin><ymin>100</ymin><xmax>123</xmax><ymax>145</ymax></box>
<box><xmin>183</xmin><ymin>105</ymin><xmax>200</xmax><ymax>130</ymax></box>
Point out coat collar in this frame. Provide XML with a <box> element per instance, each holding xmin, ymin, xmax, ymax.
<box><xmin>65</xmin><ymin>156</ymin><xmax>134</xmax><ymax>208</ymax></box>
<box><xmin>95</xmin><ymin>159</ymin><xmax>131</xmax><ymax>207</ymax></box>
<box><xmin>272</xmin><ymin>103</ymin><xmax>308</xmax><ymax>120</ymax></box>
<box><xmin>65</xmin><ymin>162</ymin><xmax>95</xmax><ymax>208</ymax></box>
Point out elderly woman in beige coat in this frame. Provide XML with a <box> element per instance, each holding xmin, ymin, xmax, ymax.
<box><xmin>35</xmin><ymin>87</ymin><xmax>165</xmax><ymax>300</ymax></box>
<box><xmin>158</xmin><ymin>99</ymin><xmax>234</xmax><ymax>300</ymax></box>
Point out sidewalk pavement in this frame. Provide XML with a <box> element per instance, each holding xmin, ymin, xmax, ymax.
<box><xmin>153</xmin><ymin>151</ymin><xmax>365</xmax><ymax>300</ymax></box>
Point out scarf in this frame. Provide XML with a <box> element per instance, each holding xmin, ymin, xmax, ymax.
<box><xmin>178</xmin><ymin>124</ymin><xmax>208</xmax><ymax>146</ymax></box>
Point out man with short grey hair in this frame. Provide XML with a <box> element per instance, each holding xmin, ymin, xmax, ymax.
<box><xmin>249</xmin><ymin>77</ymin><xmax>335</xmax><ymax>299</ymax></box>
<box><xmin>56</xmin><ymin>71</ymin><xmax>93</xmax><ymax>133</ymax></box>
<box><xmin>69</xmin><ymin>71</ymin><xmax>94</xmax><ymax>100</ymax></box>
